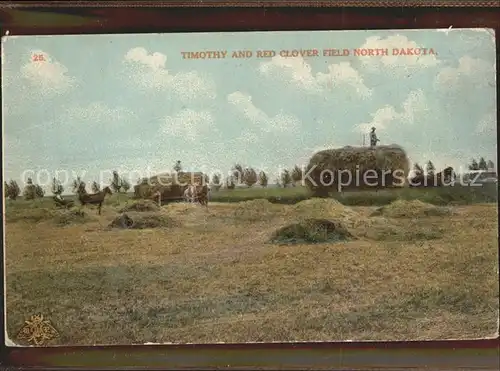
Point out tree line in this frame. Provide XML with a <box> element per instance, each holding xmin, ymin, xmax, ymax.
<box><xmin>412</xmin><ymin>157</ymin><xmax>495</xmax><ymax>177</ymax></box>
<box><xmin>4</xmin><ymin>157</ymin><xmax>497</xmax><ymax>201</ymax></box>
<box><xmin>4</xmin><ymin>170</ymin><xmax>132</xmax><ymax>201</ymax></box>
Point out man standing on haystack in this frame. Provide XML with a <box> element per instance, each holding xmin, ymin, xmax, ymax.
<box><xmin>369</xmin><ymin>127</ymin><xmax>380</xmax><ymax>148</ymax></box>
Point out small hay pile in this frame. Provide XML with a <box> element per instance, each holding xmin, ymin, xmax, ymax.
<box><xmin>119</xmin><ymin>200</ymin><xmax>159</xmax><ymax>213</ymax></box>
<box><xmin>370</xmin><ymin>199</ymin><xmax>452</xmax><ymax>218</ymax></box>
<box><xmin>291</xmin><ymin>198</ymin><xmax>362</xmax><ymax>228</ymax></box>
<box><xmin>270</xmin><ymin>218</ymin><xmax>354</xmax><ymax>245</ymax></box>
<box><xmin>304</xmin><ymin>144</ymin><xmax>410</xmax><ymax>194</ymax></box>
<box><xmin>53</xmin><ymin>208</ymin><xmax>94</xmax><ymax>226</ymax></box>
<box><xmin>109</xmin><ymin>212</ymin><xmax>177</xmax><ymax>229</ymax></box>
<box><xmin>232</xmin><ymin>199</ymin><xmax>285</xmax><ymax>221</ymax></box>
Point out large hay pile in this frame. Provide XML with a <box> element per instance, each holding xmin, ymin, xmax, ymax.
<box><xmin>292</xmin><ymin>198</ymin><xmax>362</xmax><ymax>228</ymax></box>
<box><xmin>134</xmin><ymin>172</ymin><xmax>207</xmax><ymax>199</ymax></box>
<box><xmin>269</xmin><ymin>219</ymin><xmax>354</xmax><ymax>245</ymax></box>
<box><xmin>304</xmin><ymin>144</ymin><xmax>410</xmax><ymax>194</ymax></box>
<box><xmin>370</xmin><ymin>199</ymin><xmax>452</xmax><ymax>218</ymax></box>
<box><xmin>109</xmin><ymin>212</ymin><xmax>177</xmax><ymax>229</ymax></box>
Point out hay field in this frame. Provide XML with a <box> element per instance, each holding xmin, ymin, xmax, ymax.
<box><xmin>4</xmin><ymin>197</ymin><xmax>499</xmax><ymax>345</ymax></box>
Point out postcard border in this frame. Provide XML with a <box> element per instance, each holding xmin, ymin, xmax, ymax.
<box><xmin>1</xmin><ymin>3</ymin><xmax>499</xmax><ymax>371</ymax></box>
<box><xmin>2</xmin><ymin>0</ymin><xmax>500</xmax><ymax>8</ymax></box>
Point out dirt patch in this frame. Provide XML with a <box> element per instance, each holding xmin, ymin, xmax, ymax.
<box><xmin>119</xmin><ymin>200</ymin><xmax>160</xmax><ymax>213</ymax></box>
<box><xmin>370</xmin><ymin>199</ymin><xmax>452</xmax><ymax>218</ymax></box>
<box><xmin>109</xmin><ymin>212</ymin><xmax>178</xmax><ymax>229</ymax></box>
<box><xmin>270</xmin><ymin>218</ymin><xmax>354</xmax><ymax>245</ymax></box>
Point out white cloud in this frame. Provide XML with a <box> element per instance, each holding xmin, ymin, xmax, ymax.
<box><xmin>259</xmin><ymin>57</ymin><xmax>371</xmax><ymax>98</ymax></box>
<box><xmin>161</xmin><ymin>109</ymin><xmax>214</xmax><ymax>141</ymax></box>
<box><xmin>123</xmin><ymin>47</ymin><xmax>216</xmax><ymax>101</ymax></box>
<box><xmin>60</xmin><ymin>102</ymin><xmax>134</xmax><ymax>128</ymax></box>
<box><xmin>476</xmin><ymin>112</ymin><xmax>496</xmax><ymax>136</ymax></box>
<box><xmin>19</xmin><ymin>50</ymin><xmax>76</xmax><ymax>96</ymax></box>
<box><xmin>227</xmin><ymin>91</ymin><xmax>300</xmax><ymax>133</ymax></box>
<box><xmin>355</xmin><ymin>89</ymin><xmax>428</xmax><ymax>133</ymax></box>
<box><xmin>357</xmin><ymin>35</ymin><xmax>439</xmax><ymax>71</ymax></box>
<box><xmin>435</xmin><ymin>27</ymin><xmax>495</xmax><ymax>41</ymax></box>
<box><xmin>435</xmin><ymin>56</ymin><xmax>496</xmax><ymax>90</ymax></box>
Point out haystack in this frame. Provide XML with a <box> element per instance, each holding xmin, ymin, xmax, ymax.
<box><xmin>304</xmin><ymin>144</ymin><xmax>410</xmax><ymax>194</ymax></box>
<box><xmin>269</xmin><ymin>219</ymin><xmax>354</xmax><ymax>245</ymax></box>
<box><xmin>370</xmin><ymin>199</ymin><xmax>452</xmax><ymax>218</ymax></box>
<box><xmin>109</xmin><ymin>212</ymin><xmax>177</xmax><ymax>229</ymax></box>
<box><xmin>292</xmin><ymin>198</ymin><xmax>362</xmax><ymax>228</ymax></box>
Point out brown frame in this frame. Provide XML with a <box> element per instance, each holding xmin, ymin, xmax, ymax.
<box><xmin>1</xmin><ymin>1</ymin><xmax>499</xmax><ymax>370</ymax></box>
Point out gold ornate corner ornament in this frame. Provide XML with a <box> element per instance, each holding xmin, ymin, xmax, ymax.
<box><xmin>17</xmin><ymin>314</ymin><xmax>59</xmax><ymax>345</ymax></box>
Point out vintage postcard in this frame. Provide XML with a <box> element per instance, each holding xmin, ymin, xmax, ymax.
<box><xmin>2</xmin><ymin>29</ymin><xmax>498</xmax><ymax>346</ymax></box>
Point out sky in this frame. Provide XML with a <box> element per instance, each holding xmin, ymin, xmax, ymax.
<box><xmin>1</xmin><ymin>28</ymin><xmax>497</xmax><ymax>192</ymax></box>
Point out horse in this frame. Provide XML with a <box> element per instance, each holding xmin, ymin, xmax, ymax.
<box><xmin>196</xmin><ymin>184</ymin><xmax>210</xmax><ymax>207</ymax></box>
<box><xmin>183</xmin><ymin>183</ymin><xmax>210</xmax><ymax>207</ymax></box>
<box><xmin>78</xmin><ymin>186</ymin><xmax>113</xmax><ymax>215</ymax></box>
<box><xmin>183</xmin><ymin>184</ymin><xmax>198</xmax><ymax>203</ymax></box>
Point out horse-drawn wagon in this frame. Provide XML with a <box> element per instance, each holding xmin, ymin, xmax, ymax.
<box><xmin>134</xmin><ymin>171</ymin><xmax>208</xmax><ymax>205</ymax></box>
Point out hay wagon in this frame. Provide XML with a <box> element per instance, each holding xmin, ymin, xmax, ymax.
<box><xmin>134</xmin><ymin>171</ymin><xmax>208</xmax><ymax>205</ymax></box>
<box><xmin>304</xmin><ymin>144</ymin><xmax>410</xmax><ymax>196</ymax></box>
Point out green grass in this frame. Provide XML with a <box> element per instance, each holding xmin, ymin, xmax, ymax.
<box><xmin>210</xmin><ymin>184</ymin><xmax>497</xmax><ymax>206</ymax></box>
<box><xmin>6</xmin><ymin>183</ymin><xmax>497</xmax><ymax>215</ymax></box>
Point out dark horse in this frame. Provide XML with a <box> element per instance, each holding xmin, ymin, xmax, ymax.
<box><xmin>196</xmin><ymin>184</ymin><xmax>210</xmax><ymax>207</ymax></box>
<box><xmin>78</xmin><ymin>186</ymin><xmax>113</xmax><ymax>215</ymax></box>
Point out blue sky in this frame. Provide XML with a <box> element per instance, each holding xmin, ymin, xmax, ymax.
<box><xmin>1</xmin><ymin>29</ymin><xmax>497</xmax><ymax>192</ymax></box>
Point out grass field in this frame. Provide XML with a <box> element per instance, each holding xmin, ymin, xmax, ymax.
<box><xmin>4</xmin><ymin>185</ymin><xmax>499</xmax><ymax>345</ymax></box>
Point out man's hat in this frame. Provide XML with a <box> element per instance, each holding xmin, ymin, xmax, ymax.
<box><xmin>371</xmin><ymin>126</ymin><xmax>376</xmax><ymax>130</ymax></box>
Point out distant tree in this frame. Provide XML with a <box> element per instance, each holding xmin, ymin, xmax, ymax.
<box><xmin>51</xmin><ymin>177</ymin><xmax>64</xmax><ymax>196</ymax></box>
<box><xmin>23</xmin><ymin>178</ymin><xmax>37</xmax><ymax>200</ymax></box>
<box><xmin>110</xmin><ymin>171</ymin><xmax>122</xmax><ymax>193</ymax></box>
<box><xmin>232</xmin><ymin>164</ymin><xmax>244</xmax><ymax>185</ymax></box>
<box><xmin>226</xmin><ymin>175</ymin><xmax>235</xmax><ymax>190</ymax></box>
<box><xmin>478</xmin><ymin>157</ymin><xmax>488</xmax><ymax>170</ymax></box>
<box><xmin>174</xmin><ymin>160</ymin><xmax>182</xmax><ymax>172</ymax></box>
<box><xmin>122</xmin><ymin>179</ymin><xmax>131</xmax><ymax>193</ymax></box>
<box><xmin>468</xmin><ymin>159</ymin><xmax>480</xmax><ymax>171</ymax></box>
<box><xmin>72</xmin><ymin>177</ymin><xmax>87</xmax><ymax>196</ymax></box>
<box><xmin>211</xmin><ymin>173</ymin><xmax>222</xmax><ymax>191</ymax></box>
<box><xmin>91</xmin><ymin>181</ymin><xmax>101</xmax><ymax>193</ymax></box>
<box><xmin>5</xmin><ymin>180</ymin><xmax>21</xmax><ymax>200</ymax></box>
<box><xmin>413</xmin><ymin>163</ymin><xmax>424</xmax><ymax>176</ymax></box>
<box><xmin>426</xmin><ymin>161</ymin><xmax>436</xmax><ymax>176</ymax></box>
<box><xmin>243</xmin><ymin>167</ymin><xmax>258</xmax><ymax>187</ymax></box>
<box><xmin>34</xmin><ymin>184</ymin><xmax>45</xmax><ymax>198</ymax></box>
<box><xmin>487</xmin><ymin>160</ymin><xmax>495</xmax><ymax>170</ymax></box>
<box><xmin>280</xmin><ymin>169</ymin><xmax>292</xmax><ymax>188</ymax></box>
<box><xmin>291</xmin><ymin>165</ymin><xmax>303</xmax><ymax>185</ymax></box>
<box><xmin>259</xmin><ymin>171</ymin><xmax>268</xmax><ymax>187</ymax></box>
<box><xmin>275</xmin><ymin>177</ymin><xmax>282</xmax><ymax>188</ymax></box>
<box><xmin>203</xmin><ymin>174</ymin><xmax>210</xmax><ymax>185</ymax></box>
